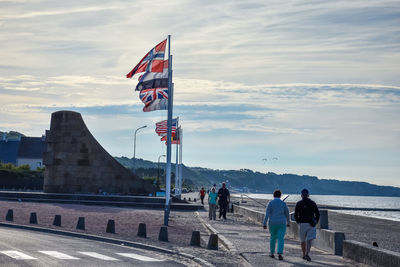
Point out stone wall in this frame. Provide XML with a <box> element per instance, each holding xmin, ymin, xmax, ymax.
<box><xmin>43</xmin><ymin>111</ymin><xmax>156</xmax><ymax>195</ymax></box>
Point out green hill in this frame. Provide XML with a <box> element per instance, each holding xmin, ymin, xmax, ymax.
<box><xmin>115</xmin><ymin>157</ymin><xmax>400</xmax><ymax>197</ymax></box>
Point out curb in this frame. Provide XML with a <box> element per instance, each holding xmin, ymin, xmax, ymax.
<box><xmin>194</xmin><ymin>211</ymin><xmax>237</xmax><ymax>252</ymax></box>
<box><xmin>0</xmin><ymin>222</ymin><xmax>214</xmax><ymax>267</ymax></box>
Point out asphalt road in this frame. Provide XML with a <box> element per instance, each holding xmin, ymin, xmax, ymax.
<box><xmin>0</xmin><ymin>227</ymin><xmax>188</xmax><ymax>267</ymax></box>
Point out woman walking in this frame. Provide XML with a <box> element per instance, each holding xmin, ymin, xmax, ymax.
<box><xmin>208</xmin><ymin>187</ymin><xmax>218</xmax><ymax>220</ymax></box>
<box><xmin>263</xmin><ymin>189</ymin><xmax>290</xmax><ymax>260</ymax></box>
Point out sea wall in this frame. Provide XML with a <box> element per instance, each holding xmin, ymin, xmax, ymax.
<box><xmin>343</xmin><ymin>240</ymin><xmax>400</xmax><ymax>267</ymax></box>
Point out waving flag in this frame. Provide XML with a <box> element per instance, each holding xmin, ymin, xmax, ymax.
<box><xmin>136</xmin><ymin>60</ymin><xmax>168</xmax><ymax>91</ymax></box>
<box><xmin>140</xmin><ymin>88</ymin><xmax>168</xmax><ymax>112</ymax></box>
<box><xmin>155</xmin><ymin>118</ymin><xmax>177</xmax><ymax>136</ymax></box>
<box><xmin>126</xmin><ymin>39</ymin><xmax>167</xmax><ymax>78</ymax></box>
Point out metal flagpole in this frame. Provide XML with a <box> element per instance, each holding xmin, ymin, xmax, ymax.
<box><xmin>164</xmin><ymin>35</ymin><xmax>173</xmax><ymax>226</ymax></box>
<box><xmin>179</xmin><ymin>128</ymin><xmax>183</xmax><ymax>195</ymax></box>
<box><xmin>175</xmin><ymin>126</ymin><xmax>179</xmax><ymax>196</ymax></box>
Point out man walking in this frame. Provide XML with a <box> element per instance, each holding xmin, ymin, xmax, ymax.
<box><xmin>218</xmin><ymin>182</ymin><xmax>230</xmax><ymax>219</ymax></box>
<box><xmin>199</xmin><ymin>187</ymin><xmax>206</xmax><ymax>205</ymax></box>
<box><xmin>294</xmin><ymin>189</ymin><xmax>320</xmax><ymax>261</ymax></box>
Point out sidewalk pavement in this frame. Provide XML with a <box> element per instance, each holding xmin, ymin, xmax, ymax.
<box><xmin>193</xmin><ymin>198</ymin><xmax>369</xmax><ymax>266</ymax></box>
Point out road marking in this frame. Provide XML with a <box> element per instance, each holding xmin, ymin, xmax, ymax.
<box><xmin>0</xmin><ymin>250</ymin><xmax>37</xmax><ymax>260</ymax></box>
<box><xmin>78</xmin><ymin>252</ymin><xmax>119</xmax><ymax>261</ymax></box>
<box><xmin>39</xmin><ymin>251</ymin><xmax>79</xmax><ymax>260</ymax></box>
<box><xmin>117</xmin><ymin>252</ymin><xmax>164</xmax><ymax>262</ymax></box>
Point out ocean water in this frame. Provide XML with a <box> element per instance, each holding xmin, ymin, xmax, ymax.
<box><xmin>237</xmin><ymin>193</ymin><xmax>400</xmax><ymax>221</ymax></box>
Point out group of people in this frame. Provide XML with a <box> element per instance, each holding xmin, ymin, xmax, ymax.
<box><xmin>198</xmin><ymin>184</ymin><xmax>320</xmax><ymax>262</ymax></box>
<box><xmin>263</xmin><ymin>188</ymin><xmax>320</xmax><ymax>262</ymax></box>
<box><xmin>199</xmin><ymin>182</ymin><xmax>230</xmax><ymax>220</ymax></box>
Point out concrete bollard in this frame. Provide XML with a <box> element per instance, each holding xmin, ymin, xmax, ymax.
<box><xmin>29</xmin><ymin>212</ymin><xmax>38</xmax><ymax>224</ymax></box>
<box><xmin>106</xmin><ymin>220</ymin><xmax>115</xmax><ymax>233</ymax></box>
<box><xmin>137</xmin><ymin>223</ymin><xmax>147</xmax><ymax>238</ymax></box>
<box><xmin>158</xmin><ymin>226</ymin><xmax>168</xmax><ymax>242</ymax></box>
<box><xmin>319</xmin><ymin>210</ymin><xmax>329</xmax><ymax>229</ymax></box>
<box><xmin>188</xmin><ymin>197</ymin><xmax>191</xmax><ymax>201</ymax></box>
<box><xmin>194</xmin><ymin>198</ymin><xmax>197</xmax><ymax>202</ymax></box>
<box><xmin>76</xmin><ymin>217</ymin><xmax>85</xmax><ymax>230</ymax></box>
<box><xmin>183</xmin><ymin>197</ymin><xmax>186</xmax><ymax>201</ymax></box>
<box><xmin>190</xmin><ymin>231</ymin><xmax>201</xmax><ymax>246</ymax></box>
<box><xmin>53</xmin><ymin>215</ymin><xmax>62</xmax><ymax>226</ymax></box>
<box><xmin>207</xmin><ymin>234</ymin><xmax>218</xmax><ymax>250</ymax></box>
<box><xmin>6</xmin><ymin>209</ymin><xmax>13</xmax><ymax>221</ymax></box>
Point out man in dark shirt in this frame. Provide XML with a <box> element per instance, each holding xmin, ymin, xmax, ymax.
<box><xmin>217</xmin><ymin>183</ymin><xmax>230</xmax><ymax>219</ymax></box>
<box><xmin>294</xmin><ymin>188</ymin><xmax>320</xmax><ymax>262</ymax></box>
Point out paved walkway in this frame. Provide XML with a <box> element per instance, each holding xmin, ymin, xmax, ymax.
<box><xmin>190</xmin><ymin>194</ymin><xmax>369</xmax><ymax>267</ymax></box>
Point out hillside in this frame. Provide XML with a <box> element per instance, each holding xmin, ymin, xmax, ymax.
<box><xmin>115</xmin><ymin>157</ymin><xmax>400</xmax><ymax>197</ymax></box>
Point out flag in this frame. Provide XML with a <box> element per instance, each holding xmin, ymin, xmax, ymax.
<box><xmin>139</xmin><ymin>88</ymin><xmax>168</xmax><ymax>112</ymax></box>
<box><xmin>161</xmin><ymin>130</ymin><xmax>180</xmax><ymax>144</ymax></box>
<box><xmin>126</xmin><ymin>39</ymin><xmax>167</xmax><ymax>78</ymax></box>
<box><xmin>155</xmin><ymin>118</ymin><xmax>177</xmax><ymax>136</ymax></box>
<box><xmin>136</xmin><ymin>60</ymin><xmax>168</xmax><ymax>91</ymax></box>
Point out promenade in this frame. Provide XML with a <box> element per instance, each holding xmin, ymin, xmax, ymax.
<box><xmin>0</xmin><ymin>195</ymin><xmax>373</xmax><ymax>266</ymax></box>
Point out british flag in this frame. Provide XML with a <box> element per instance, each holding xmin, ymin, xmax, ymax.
<box><xmin>126</xmin><ymin>39</ymin><xmax>167</xmax><ymax>78</ymax></box>
<box><xmin>139</xmin><ymin>88</ymin><xmax>168</xmax><ymax>112</ymax></box>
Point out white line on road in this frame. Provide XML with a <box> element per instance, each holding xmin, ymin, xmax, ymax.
<box><xmin>78</xmin><ymin>252</ymin><xmax>119</xmax><ymax>261</ymax></box>
<box><xmin>117</xmin><ymin>252</ymin><xmax>164</xmax><ymax>262</ymax></box>
<box><xmin>0</xmin><ymin>250</ymin><xmax>37</xmax><ymax>260</ymax></box>
<box><xmin>39</xmin><ymin>251</ymin><xmax>80</xmax><ymax>260</ymax></box>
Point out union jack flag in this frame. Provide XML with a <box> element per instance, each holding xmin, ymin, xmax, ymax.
<box><xmin>139</xmin><ymin>88</ymin><xmax>168</xmax><ymax>112</ymax></box>
<box><xmin>126</xmin><ymin>39</ymin><xmax>167</xmax><ymax>78</ymax></box>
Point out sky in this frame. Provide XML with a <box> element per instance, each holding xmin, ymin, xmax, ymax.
<box><xmin>1</xmin><ymin>0</ymin><xmax>399</xmax><ymax>187</ymax></box>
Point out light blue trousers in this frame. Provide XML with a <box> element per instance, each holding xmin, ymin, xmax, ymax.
<box><xmin>269</xmin><ymin>224</ymin><xmax>286</xmax><ymax>254</ymax></box>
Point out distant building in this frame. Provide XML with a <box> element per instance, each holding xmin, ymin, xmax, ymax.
<box><xmin>0</xmin><ymin>134</ymin><xmax>46</xmax><ymax>170</ymax></box>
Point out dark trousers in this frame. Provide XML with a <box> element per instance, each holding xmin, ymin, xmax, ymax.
<box><xmin>219</xmin><ymin>201</ymin><xmax>228</xmax><ymax>219</ymax></box>
<box><xmin>200</xmin><ymin>195</ymin><xmax>205</xmax><ymax>204</ymax></box>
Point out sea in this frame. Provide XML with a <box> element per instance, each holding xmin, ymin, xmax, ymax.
<box><xmin>235</xmin><ymin>193</ymin><xmax>400</xmax><ymax>221</ymax></box>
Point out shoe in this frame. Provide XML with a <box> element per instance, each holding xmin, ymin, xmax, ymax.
<box><xmin>269</xmin><ymin>254</ymin><xmax>275</xmax><ymax>258</ymax></box>
<box><xmin>304</xmin><ymin>255</ymin><xmax>311</xmax><ymax>261</ymax></box>
<box><xmin>278</xmin><ymin>254</ymin><xmax>283</xmax><ymax>260</ymax></box>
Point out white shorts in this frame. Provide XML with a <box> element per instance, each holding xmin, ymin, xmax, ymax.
<box><xmin>299</xmin><ymin>223</ymin><xmax>316</xmax><ymax>242</ymax></box>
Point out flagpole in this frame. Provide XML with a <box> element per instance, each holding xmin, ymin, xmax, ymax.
<box><xmin>175</xmin><ymin>124</ymin><xmax>180</xmax><ymax>197</ymax></box>
<box><xmin>179</xmin><ymin>128</ymin><xmax>183</xmax><ymax>195</ymax></box>
<box><xmin>164</xmin><ymin>35</ymin><xmax>173</xmax><ymax>226</ymax></box>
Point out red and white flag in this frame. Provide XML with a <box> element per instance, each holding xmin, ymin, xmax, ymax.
<box><xmin>126</xmin><ymin>39</ymin><xmax>167</xmax><ymax>78</ymax></box>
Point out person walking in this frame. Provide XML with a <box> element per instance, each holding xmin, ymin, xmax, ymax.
<box><xmin>294</xmin><ymin>188</ymin><xmax>320</xmax><ymax>262</ymax></box>
<box><xmin>199</xmin><ymin>187</ymin><xmax>206</xmax><ymax>205</ymax></box>
<box><xmin>218</xmin><ymin>182</ymin><xmax>230</xmax><ymax>219</ymax></box>
<box><xmin>208</xmin><ymin>187</ymin><xmax>218</xmax><ymax>220</ymax></box>
<box><xmin>262</xmin><ymin>189</ymin><xmax>290</xmax><ymax>260</ymax></box>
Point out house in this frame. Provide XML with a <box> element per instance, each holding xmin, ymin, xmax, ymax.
<box><xmin>0</xmin><ymin>134</ymin><xmax>46</xmax><ymax>170</ymax></box>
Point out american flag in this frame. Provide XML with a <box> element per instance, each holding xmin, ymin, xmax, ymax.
<box><xmin>126</xmin><ymin>39</ymin><xmax>167</xmax><ymax>78</ymax></box>
<box><xmin>155</xmin><ymin>118</ymin><xmax>177</xmax><ymax>136</ymax></box>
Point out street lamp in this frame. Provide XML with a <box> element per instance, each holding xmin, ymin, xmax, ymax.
<box><xmin>158</xmin><ymin>155</ymin><xmax>166</xmax><ymax>188</ymax></box>
<box><xmin>133</xmin><ymin>125</ymin><xmax>147</xmax><ymax>161</ymax></box>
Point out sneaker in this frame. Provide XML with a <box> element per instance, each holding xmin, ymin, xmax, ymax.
<box><xmin>278</xmin><ymin>254</ymin><xmax>283</xmax><ymax>260</ymax></box>
<box><xmin>304</xmin><ymin>255</ymin><xmax>311</xmax><ymax>261</ymax></box>
<box><xmin>269</xmin><ymin>254</ymin><xmax>275</xmax><ymax>258</ymax></box>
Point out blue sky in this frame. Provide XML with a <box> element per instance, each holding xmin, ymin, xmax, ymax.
<box><xmin>1</xmin><ymin>0</ymin><xmax>399</xmax><ymax>187</ymax></box>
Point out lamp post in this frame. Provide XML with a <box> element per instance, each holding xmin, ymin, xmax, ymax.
<box><xmin>158</xmin><ymin>155</ymin><xmax>166</xmax><ymax>188</ymax></box>
<box><xmin>133</xmin><ymin>125</ymin><xmax>147</xmax><ymax>167</ymax></box>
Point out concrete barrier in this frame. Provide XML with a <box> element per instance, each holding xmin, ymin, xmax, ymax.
<box><xmin>137</xmin><ymin>223</ymin><xmax>147</xmax><ymax>238</ymax></box>
<box><xmin>76</xmin><ymin>217</ymin><xmax>85</xmax><ymax>230</ymax></box>
<box><xmin>6</xmin><ymin>209</ymin><xmax>13</xmax><ymax>221</ymax></box>
<box><xmin>29</xmin><ymin>212</ymin><xmax>38</xmax><ymax>224</ymax></box>
<box><xmin>190</xmin><ymin>231</ymin><xmax>201</xmax><ymax>246</ymax></box>
<box><xmin>343</xmin><ymin>240</ymin><xmax>400</xmax><ymax>267</ymax></box>
<box><xmin>53</xmin><ymin>215</ymin><xmax>61</xmax><ymax>226</ymax></box>
<box><xmin>233</xmin><ymin>204</ymin><xmax>345</xmax><ymax>255</ymax></box>
<box><xmin>106</xmin><ymin>220</ymin><xmax>115</xmax><ymax>233</ymax></box>
<box><xmin>158</xmin><ymin>226</ymin><xmax>168</xmax><ymax>242</ymax></box>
